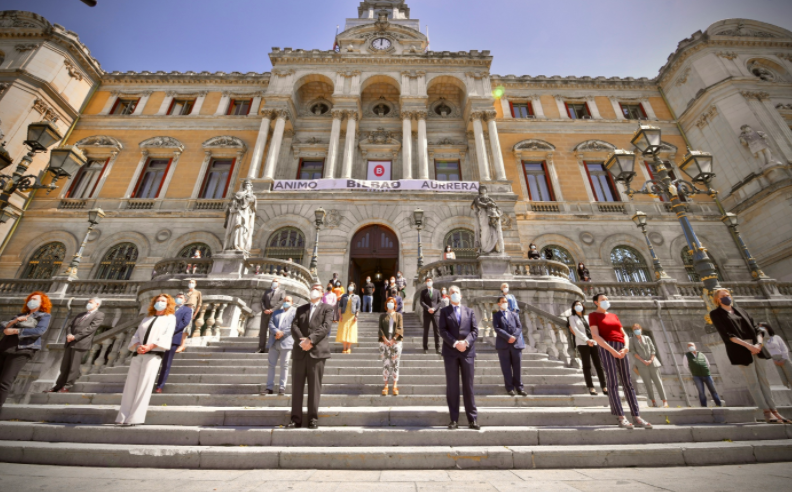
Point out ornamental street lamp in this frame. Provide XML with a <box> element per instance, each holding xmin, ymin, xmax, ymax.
<box><xmin>631</xmin><ymin>211</ymin><xmax>670</xmax><ymax>280</ymax></box>
<box><xmin>413</xmin><ymin>207</ymin><xmax>425</xmax><ymax>268</ymax></box>
<box><xmin>63</xmin><ymin>208</ymin><xmax>105</xmax><ymax>278</ymax></box>
<box><xmin>309</xmin><ymin>207</ymin><xmax>326</xmax><ymax>275</ymax></box>
<box><xmin>0</xmin><ymin>121</ymin><xmax>87</xmax><ymax>216</ymax></box>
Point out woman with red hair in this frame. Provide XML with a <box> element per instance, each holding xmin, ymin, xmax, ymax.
<box><xmin>0</xmin><ymin>291</ymin><xmax>52</xmax><ymax>408</ymax></box>
<box><xmin>115</xmin><ymin>294</ymin><xmax>176</xmax><ymax>425</ymax></box>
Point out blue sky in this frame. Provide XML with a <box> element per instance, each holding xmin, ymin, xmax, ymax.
<box><xmin>7</xmin><ymin>0</ymin><xmax>792</xmax><ymax>77</ymax></box>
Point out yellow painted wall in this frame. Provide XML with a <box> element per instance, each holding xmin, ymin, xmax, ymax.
<box><xmin>595</xmin><ymin>96</ymin><xmax>616</xmax><ymax>119</ymax></box>
<box><xmin>200</xmin><ymin>92</ymin><xmax>222</xmax><ymax>115</ymax></box>
<box><xmin>84</xmin><ymin>91</ymin><xmax>110</xmax><ymax>115</ymax></box>
<box><xmin>540</xmin><ymin>95</ymin><xmax>560</xmax><ymax>118</ymax></box>
<box><xmin>649</xmin><ymin>96</ymin><xmax>673</xmax><ymax>121</ymax></box>
<box><xmin>142</xmin><ymin>92</ymin><xmax>165</xmax><ymax>115</ymax></box>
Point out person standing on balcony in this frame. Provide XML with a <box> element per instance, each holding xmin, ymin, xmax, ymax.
<box><xmin>116</xmin><ymin>294</ymin><xmax>176</xmax><ymax>426</ymax></box>
<box><xmin>420</xmin><ymin>277</ymin><xmax>442</xmax><ymax>355</ymax></box>
<box><xmin>631</xmin><ymin>324</ymin><xmax>669</xmax><ymax>408</ymax></box>
<box><xmin>395</xmin><ymin>271</ymin><xmax>407</xmax><ymax>299</ymax></box>
<box><xmin>589</xmin><ymin>294</ymin><xmax>652</xmax><ymax>429</ymax></box>
<box><xmin>528</xmin><ymin>243</ymin><xmax>541</xmax><ymax>260</ymax></box>
<box><xmin>0</xmin><ymin>292</ymin><xmax>52</xmax><ymax>408</ymax></box>
<box><xmin>379</xmin><ymin>297</ymin><xmax>404</xmax><ymax>396</ymax></box>
<box><xmin>577</xmin><ymin>262</ymin><xmax>591</xmax><ymax>282</ymax></box>
<box><xmin>493</xmin><ymin>296</ymin><xmax>527</xmax><ymax>397</ymax></box>
<box><xmin>443</xmin><ymin>245</ymin><xmax>456</xmax><ymax>260</ymax></box>
<box><xmin>439</xmin><ymin>285</ymin><xmax>480</xmax><ymax>430</ymax></box>
<box><xmin>257</xmin><ymin>280</ymin><xmax>285</xmax><ymax>354</ymax></box>
<box><xmin>47</xmin><ymin>297</ymin><xmax>105</xmax><ymax>394</ymax></box>
<box><xmin>176</xmin><ymin>279</ymin><xmax>202</xmax><ymax>353</ymax></box>
<box><xmin>155</xmin><ymin>293</ymin><xmax>193</xmax><ymax>394</ymax></box>
<box><xmin>680</xmin><ymin>342</ymin><xmax>723</xmax><ymax>407</ymax></box>
<box><xmin>336</xmin><ymin>282</ymin><xmax>360</xmax><ymax>354</ymax></box>
<box><xmin>567</xmin><ymin>300</ymin><xmax>607</xmax><ymax>396</ymax></box>
<box><xmin>264</xmin><ymin>296</ymin><xmax>296</xmax><ymax>396</ymax></box>
<box><xmin>362</xmin><ymin>276</ymin><xmax>375</xmax><ymax>313</ymax></box>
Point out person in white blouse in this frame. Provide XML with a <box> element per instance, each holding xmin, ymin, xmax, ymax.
<box><xmin>759</xmin><ymin>322</ymin><xmax>792</xmax><ymax>389</ymax></box>
<box><xmin>115</xmin><ymin>294</ymin><xmax>177</xmax><ymax>426</ymax></box>
<box><xmin>567</xmin><ymin>299</ymin><xmax>607</xmax><ymax>396</ymax></box>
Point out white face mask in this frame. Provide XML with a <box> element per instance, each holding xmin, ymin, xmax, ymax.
<box><xmin>499</xmin><ymin>303</ymin><xmax>508</xmax><ymax>311</ymax></box>
<box><xmin>271</xmin><ymin>283</ymin><xmax>279</xmax><ymax>290</ymax></box>
<box><xmin>574</xmin><ymin>304</ymin><xmax>583</xmax><ymax>313</ymax></box>
<box><xmin>366</xmin><ymin>278</ymin><xmax>371</xmax><ymax>282</ymax></box>
<box><xmin>450</xmin><ymin>293</ymin><xmax>461</xmax><ymax>303</ymax></box>
<box><xmin>599</xmin><ymin>300</ymin><xmax>611</xmax><ymax>311</ymax></box>
<box><xmin>688</xmin><ymin>346</ymin><xmax>696</xmax><ymax>352</ymax></box>
<box><xmin>442</xmin><ymin>290</ymin><xmax>447</xmax><ymax>295</ymax></box>
<box><xmin>27</xmin><ymin>299</ymin><xmax>41</xmax><ymax>310</ymax></box>
<box><xmin>390</xmin><ymin>279</ymin><xmax>396</xmax><ymax>284</ymax></box>
<box><xmin>283</xmin><ymin>302</ymin><xmax>292</xmax><ymax>310</ymax></box>
<box><xmin>426</xmin><ymin>282</ymin><xmax>433</xmax><ymax>289</ymax></box>
<box><xmin>397</xmin><ymin>274</ymin><xmax>401</xmax><ymax>278</ymax></box>
<box><xmin>387</xmin><ymin>302</ymin><xmax>395</xmax><ymax>310</ymax></box>
<box><xmin>502</xmin><ymin>288</ymin><xmax>509</xmax><ymax>294</ymax></box>
<box><xmin>348</xmin><ymin>286</ymin><xmax>354</xmax><ymax>292</ymax></box>
<box><xmin>189</xmin><ymin>283</ymin><xmax>196</xmax><ymax>290</ymax></box>
<box><xmin>310</xmin><ymin>289</ymin><xmax>322</xmax><ymax>300</ymax></box>
<box><xmin>86</xmin><ymin>302</ymin><xmax>96</xmax><ymax>311</ymax></box>
<box><xmin>154</xmin><ymin>301</ymin><xmax>167</xmax><ymax>311</ymax></box>
<box><xmin>175</xmin><ymin>298</ymin><xmax>184</xmax><ymax>306</ymax></box>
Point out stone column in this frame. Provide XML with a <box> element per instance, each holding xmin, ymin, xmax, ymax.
<box><xmin>530</xmin><ymin>96</ymin><xmax>545</xmax><ymax>119</ymax></box>
<box><xmin>215</xmin><ymin>92</ymin><xmax>231</xmax><ymax>116</ymax></box>
<box><xmin>191</xmin><ymin>92</ymin><xmax>208</xmax><ymax>115</ymax></box>
<box><xmin>341</xmin><ymin>112</ymin><xmax>358</xmax><ymax>179</ymax></box>
<box><xmin>156</xmin><ymin>92</ymin><xmax>175</xmax><ymax>115</ymax></box>
<box><xmin>325</xmin><ymin>110</ymin><xmax>345</xmax><ymax>178</ymax></box>
<box><xmin>641</xmin><ymin>98</ymin><xmax>659</xmax><ymax>121</ymax></box>
<box><xmin>247</xmin><ymin>110</ymin><xmax>274</xmax><ymax>179</ymax></box>
<box><xmin>401</xmin><ymin>111</ymin><xmax>413</xmax><ymax>179</ymax></box>
<box><xmin>485</xmin><ymin>111</ymin><xmax>507</xmax><ymax>181</ymax></box>
<box><xmin>416</xmin><ymin>111</ymin><xmax>429</xmax><ymax>179</ymax></box>
<box><xmin>554</xmin><ymin>96</ymin><xmax>570</xmax><ymax>120</ymax></box>
<box><xmin>249</xmin><ymin>95</ymin><xmax>263</xmax><ymax>117</ymax></box>
<box><xmin>262</xmin><ymin>110</ymin><xmax>288</xmax><ymax>180</ymax></box>
<box><xmin>609</xmin><ymin>97</ymin><xmax>625</xmax><ymax>120</ymax></box>
<box><xmin>471</xmin><ymin>112</ymin><xmax>491</xmax><ymax>181</ymax></box>
<box><xmin>585</xmin><ymin>96</ymin><xmax>603</xmax><ymax>120</ymax></box>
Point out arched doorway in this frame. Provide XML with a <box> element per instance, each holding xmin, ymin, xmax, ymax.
<box><xmin>349</xmin><ymin>225</ymin><xmax>399</xmax><ymax>312</ymax></box>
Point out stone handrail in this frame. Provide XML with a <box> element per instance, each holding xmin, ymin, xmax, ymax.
<box><xmin>190</xmin><ymin>295</ymin><xmax>253</xmax><ymax>339</ymax></box>
<box><xmin>779</xmin><ymin>283</ymin><xmax>792</xmax><ymax>296</ymax></box>
<box><xmin>416</xmin><ymin>259</ymin><xmax>482</xmax><ymax>283</ymax></box>
<box><xmin>721</xmin><ymin>281</ymin><xmax>764</xmax><ymax>298</ymax></box>
<box><xmin>245</xmin><ymin>257</ymin><xmax>316</xmax><ymax>290</ymax></box>
<box><xmin>151</xmin><ymin>257</ymin><xmax>214</xmax><ymax>279</ymax></box>
<box><xmin>0</xmin><ymin>279</ymin><xmax>55</xmax><ymax>295</ymax></box>
<box><xmin>575</xmin><ymin>281</ymin><xmax>660</xmax><ymax>298</ymax></box>
<box><xmin>511</xmin><ymin>259</ymin><xmax>571</xmax><ymax>279</ymax></box>
<box><xmin>66</xmin><ymin>280</ymin><xmax>143</xmax><ymax>297</ymax></box>
<box><xmin>81</xmin><ymin>314</ymin><xmax>145</xmax><ymax>375</ymax></box>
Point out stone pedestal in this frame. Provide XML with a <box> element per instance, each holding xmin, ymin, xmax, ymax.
<box><xmin>209</xmin><ymin>250</ymin><xmax>248</xmax><ymax>279</ymax></box>
<box><xmin>478</xmin><ymin>255</ymin><xmax>513</xmax><ymax>279</ymax></box>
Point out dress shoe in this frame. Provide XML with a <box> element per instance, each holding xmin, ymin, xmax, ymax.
<box><xmin>468</xmin><ymin>421</ymin><xmax>481</xmax><ymax>430</ymax></box>
<box><xmin>264</xmin><ymin>389</ymin><xmax>274</xmax><ymax>395</ymax></box>
<box><xmin>285</xmin><ymin>422</ymin><xmax>298</xmax><ymax>428</ymax></box>
<box><xmin>447</xmin><ymin>421</ymin><xmax>458</xmax><ymax>430</ymax></box>
<box><xmin>255</xmin><ymin>349</ymin><xmax>266</xmax><ymax>354</ymax></box>
<box><xmin>506</xmin><ymin>390</ymin><xmax>516</xmax><ymax>396</ymax></box>
<box><xmin>278</xmin><ymin>389</ymin><xmax>285</xmax><ymax>396</ymax></box>
<box><xmin>423</xmin><ymin>349</ymin><xmax>428</xmax><ymax>354</ymax></box>
<box><xmin>517</xmin><ymin>390</ymin><xmax>528</xmax><ymax>397</ymax></box>
<box><xmin>308</xmin><ymin>420</ymin><xmax>319</xmax><ymax>430</ymax></box>
<box><xmin>436</xmin><ymin>348</ymin><xmax>442</xmax><ymax>355</ymax></box>
<box><xmin>44</xmin><ymin>388</ymin><xmax>58</xmax><ymax>393</ymax></box>
<box><xmin>154</xmin><ymin>388</ymin><xmax>162</xmax><ymax>394</ymax></box>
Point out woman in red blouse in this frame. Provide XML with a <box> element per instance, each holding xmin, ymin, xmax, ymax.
<box><xmin>589</xmin><ymin>293</ymin><xmax>653</xmax><ymax>430</ymax></box>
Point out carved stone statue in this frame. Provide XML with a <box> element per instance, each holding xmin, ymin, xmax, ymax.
<box><xmin>739</xmin><ymin>124</ymin><xmax>782</xmax><ymax>168</ymax></box>
<box><xmin>223</xmin><ymin>179</ymin><xmax>257</xmax><ymax>253</ymax></box>
<box><xmin>470</xmin><ymin>186</ymin><xmax>504</xmax><ymax>255</ymax></box>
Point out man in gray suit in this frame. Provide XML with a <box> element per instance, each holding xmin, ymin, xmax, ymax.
<box><xmin>257</xmin><ymin>280</ymin><xmax>285</xmax><ymax>353</ymax></box>
<box><xmin>47</xmin><ymin>298</ymin><xmax>105</xmax><ymax>393</ymax></box>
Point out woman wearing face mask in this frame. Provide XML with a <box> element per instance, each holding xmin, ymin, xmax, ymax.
<box><xmin>336</xmin><ymin>282</ymin><xmax>360</xmax><ymax>354</ymax></box>
<box><xmin>577</xmin><ymin>262</ymin><xmax>591</xmax><ymax>282</ymax></box>
<box><xmin>0</xmin><ymin>291</ymin><xmax>52</xmax><ymax>408</ymax></box>
<box><xmin>116</xmin><ymin>294</ymin><xmax>177</xmax><ymax>426</ymax></box>
<box><xmin>322</xmin><ymin>286</ymin><xmax>338</xmax><ymax>323</ymax></box>
<box><xmin>332</xmin><ymin>282</ymin><xmax>344</xmax><ymax>322</ymax></box>
<box><xmin>710</xmin><ymin>288</ymin><xmax>789</xmax><ymax>424</ymax></box>
<box><xmin>379</xmin><ymin>297</ymin><xmax>404</xmax><ymax>396</ymax></box>
<box><xmin>443</xmin><ymin>245</ymin><xmax>456</xmax><ymax>260</ymax></box>
<box><xmin>395</xmin><ymin>272</ymin><xmax>407</xmax><ymax>299</ymax></box>
<box><xmin>567</xmin><ymin>300</ymin><xmax>607</xmax><ymax>396</ymax></box>
<box><xmin>527</xmin><ymin>243</ymin><xmax>541</xmax><ymax>260</ymax></box>
<box><xmin>631</xmin><ymin>323</ymin><xmax>668</xmax><ymax>408</ymax></box>
<box><xmin>440</xmin><ymin>288</ymin><xmax>450</xmax><ymax>308</ymax></box>
<box><xmin>589</xmin><ymin>294</ymin><xmax>652</xmax><ymax>429</ymax></box>
<box><xmin>758</xmin><ymin>322</ymin><xmax>792</xmax><ymax>390</ymax></box>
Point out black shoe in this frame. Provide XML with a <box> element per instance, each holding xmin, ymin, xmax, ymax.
<box><xmin>447</xmin><ymin>421</ymin><xmax>458</xmax><ymax>430</ymax></box>
<box><xmin>436</xmin><ymin>348</ymin><xmax>442</xmax><ymax>355</ymax></box>
<box><xmin>517</xmin><ymin>390</ymin><xmax>528</xmax><ymax>397</ymax></box>
<box><xmin>469</xmin><ymin>421</ymin><xmax>481</xmax><ymax>430</ymax></box>
<box><xmin>263</xmin><ymin>389</ymin><xmax>273</xmax><ymax>395</ymax></box>
<box><xmin>506</xmin><ymin>390</ymin><xmax>516</xmax><ymax>396</ymax></box>
<box><xmin>278</xmin><ymin>389</ymin><xmax>285</xmax><ymax>396</ymax></box>
<box><xmin>308</xmin><ymin>420</ymin><xmax>319</xmax><ymax>430</ymax></box>
<box><xmin>255</xmin><ymin>349</ymin><xmax>266</xmax><ymax>354</ymax></box>
<box><xmin>285</xmin><ymin>422</ymin><xmax>298</xmax><ymax>429</ymax></box>
<box><xmin>424</xmin><ymin>349</ymin><xmax>428</xmax><ymax>354</ymax></box>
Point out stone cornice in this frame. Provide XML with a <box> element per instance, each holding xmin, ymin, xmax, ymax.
<box><xmin>269</xmin><ymin>47</ymin><xmax>492</xmax><ymax>68</ymax></box>
<box><xmin>490</xmin><ymin>74</ymin><xmax>657</xmax><ymax>90</ymax></box>
<box><xmin>101</xmin><ymin>71</ymin><xmax>271</xmax><ymax>85</ymax></box>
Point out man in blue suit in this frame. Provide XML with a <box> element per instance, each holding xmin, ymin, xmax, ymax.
<box><xmin>264</xmin><ymin>295</ymin><xmax>296</xmax><ymax>395</ymax></box>
<box><xmin>438</xmin><ymin>285</ymin><xmax>480</xmax><ymax>430</ymax></box>
<box><xmin>493</xmin><ymin>296</ymin><xmax>527</xmax><ymax>396</ymax></box>
<box><xmin>155</xmin><ymin>293</ymin><xmax>193</xmax><ymax>393</ymax></box>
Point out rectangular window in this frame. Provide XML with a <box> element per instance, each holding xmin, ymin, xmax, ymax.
<box><xmin>199</xmin><ymin>159</ymin><xmax>235</xmax><ymax>199</ymax></box>
<box><xmin>585</xmin><ymin>162</ymin><xmax>620</xmax><ymax>202</ymax></box>
<box><xmin>434</xmin><ymin>160</ymin><xmax>461</xmax><ymax>181</ymax></box>
<box><xmin>66</xmin><ymin>158</ymin><xmax>108</xmax><ymax>199</ymax></box>
<box><xmin>521</xmin><ymin>162</ymin><xmax>555</xmax><ymax>201</ymax></box>
<box><xmin>565</xmin><ymin>102</ymin><xmax>591</xmax><ymax>119</ymax></box>
<box><xmin>168</xmin><ymin>99</ymin><xmax>194</xmax><ymax>115</ymax></box>
<box><xmin>297</xmin><ymin>160</ymin><xmax>324</xmax><ymax>180</ymax></box>
<box><xmin>133</xmin><ymin>158</ymin><xmax>171</xmax><ymax>199</ymax></box>
<box><xmin>620</xmin><ymin>103</ymin><xmax>647</xmax><ymax>120</ymax></box>
<box><xmin>227</xmin><ymin>99</ymin><xmax>252</xmax><ymax>116</ymax></box>
<box><xmin>110</xmin><ymin>98</ymin><xmax>139</xmax><ymax>115</ymax></box>
<box><xmin>510</xmin><ymin>102</ymin><xmax>534</xmax><ymax>118</ymax></box>
<box><xmin>644</xmin><ymin>162</ymin><xmax>686</xmax><ymax>202</ymax></box>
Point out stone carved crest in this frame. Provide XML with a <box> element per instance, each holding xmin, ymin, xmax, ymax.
<box><xmin>15</xmin><ymin>43</ymin><xmax>39</xmax><ymax>52</ymax></box>
<box><xmin>431</xmin><ymin>138</ymin><xmax>464</xmax><ymax>146</ymax></box>
<box><xmin>75</xmin><ymin>135</ymin><xmax>123</xmax><ymax>150</ymax></box>
<box><xmin>64</xmin><ymin>59</ymin><xmax>83</xmax><ymax>81</ymax></box>
<box><xmin>374</xmin><ymin>10</ymin><xmax>390</xmax><ymax>31</ymax></box>
<box><xmin>365</xmin><ymin>98</ymin><xmax>399</xmax><ymax>118</ymax></box>
<box><xmin>573</xmin><ymin>140</ymin><xmax>616</xmax><ymax>152</ymax></box>
<box><xmin>514</xmin><ymin>139</ymin><xmax>555</xmax><ymax>152</ymax></box>
<box><xmin>203</xmin><ymin>135</ymin><xmax>246</xmax><ymax>150</ymax></box>
<box><xmin>0</xmin><ymin>12</ymin><xmax>44</xmax><ymax>29</ymax></box>
<box><xmin>32</xmin><ymin>98</ymin><xmax>59</xmax><ymax>122</ymax></box>
<box><xmin>363</xmin><ymin>128</ymin><xmax>400</xmax><ymax>145</ymax></box>
<box><xmin>715</xmin><ymin>22</ymin><xmax>778</xmax><ymax>38</ymax></box>
<box><xmin>140</xmin><ymin>136</ymin><xmax>185</xmax><ymax>152</ymax></box>
<box><xmin>428</xmin><ymin>98</ymin><xmax>460</xmax><ymax>119</ymax></box>
<box><xmin>324</xmin><ymin>209</ymin><xmax>342</xmax><ymax>228</ymax></box>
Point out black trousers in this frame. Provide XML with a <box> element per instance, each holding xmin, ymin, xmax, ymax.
<box><xmin>497</xmin><ymin>347</ymin><xmax>523</xmax><ymax>392</ymax></box>
<box><xmin>0</xmin><ymin>348</ymin><xmax>34</xmax><ymax>408</ymax></box>
<box><xmin>291</xmin><ymin>356</ymin><xmax>326</xmax><ymax>426</ymax></box>
<box><xmin>156</xmin><ymin>343</ymin><xmax>180</xmax><ymax>390</ymax></box>
<box><xmin>578</xmin><ymin>344</ymin><xmax>607</xmax><ymax>390</ymax></box>
<box><xmin>422</xmin><ymin>311</ymin><xmax>440</xmax><ymax>350</ymax></box>
<box><xmin>53</xmin><ymin>346</ymin><xmax>86</xmax><ymax>391</ymax></box>
<box><xmin>443</xmin><ymin>355</ymin><xmax>477</xmax><ymax>423</ymax></box>
<box><xmin>258</xmin><ymin>313</ymin><xmax>272</xmax><ymax>351</ymax></box>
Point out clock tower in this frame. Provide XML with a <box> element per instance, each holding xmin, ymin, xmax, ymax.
<box><xmin>336</xmin><ymin>1</ymin><xmax>427</xmax><ymax>55</ymax></box>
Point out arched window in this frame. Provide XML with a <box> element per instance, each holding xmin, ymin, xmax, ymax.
<box><xmin>541</xmin><ymin>244</ymin><xmax>577</xmax><ymax>281</ymax></box>
<box><xmin>178</xmin><ymin>243</ymin><xmax>212</xmax><ymax>258</ymax></box>
<box><xmin>444</xmin><ymin>229</ymin><xmax>476</xmax><ymax>259</ymax></box>
<box><xmin>681</xmin><ymin>246</ymin><xmax>723</xmax><ymax>282</ymax></box>
<box><xmin>265</xmin><ymin>227</ymin><xmax>306</xmax><ymax>264</ymax></box>
<box><xmin>21</xmin><ymin>242</ymin><xmax>66</xmax><ymax>279</ymax></box>
<box><xmin>95</xmin><ymin>243</ymin><xmax>138</xmax><ymax>280</ymax></box>
<box><xmin>611</xmin><ymin>246</ymin><xmax>651</xmax><ymax>283</ymax></box>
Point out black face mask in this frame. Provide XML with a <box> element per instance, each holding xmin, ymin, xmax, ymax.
<box><xmin>720</xmin><ymin>296</ymin><xmax>732</xmax><ymax>306</ymax></box>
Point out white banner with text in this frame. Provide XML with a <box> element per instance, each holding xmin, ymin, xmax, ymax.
<box><xmin>271</xmin><ymin>179</ymin><xmax>480</xmax><ymax>193</ymax></box>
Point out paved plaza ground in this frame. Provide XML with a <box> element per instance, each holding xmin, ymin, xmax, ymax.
<box><xmin>2</xmin><ymin>462</ymin><xmax>791</xmax><ymax>492</ymax></box>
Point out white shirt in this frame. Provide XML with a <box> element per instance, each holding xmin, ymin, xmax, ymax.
<box><xmin>129</xmin><ymin>315</ymin><xmax>176</xmax><ymax>352</ymax></box>
<box><xmin>765</xmin><ymin>335</ymin><xmax>789</xmax><ymax>359</ymax></box>
<box><xmin>388</xmin><ymin>314</ymin><xmax>395</xmax><ymax>338</ymax></box>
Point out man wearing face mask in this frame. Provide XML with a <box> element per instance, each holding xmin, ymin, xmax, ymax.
<box><xmin>257</xmin><ymin>280</ymin><xmax>286</xmax><ymax>354</ymax></box>
<box><xmin>264</xmin><ymin>296</ymin><xmax>296</xmax><ymax>396</ymax></box>
<box><xmin>631</xmin><ymin>323</ymin><xmax>668</xmax><ymax>408</ymax></box>
<box><xmin>288</xmin><ymin>282</ymin><xmax>333</xmax><ymax>429</ymax></box>
<box><xmin>176</xmin><ymin>280</ymin><xmax>202</xmax><ymax>353</ymax></box>
<box><xmin>500</xmin><ymin>283</ymin><xmax>519</xmax><ymax>314</ymax></box>
<box><xmin>438</xmin><ymin>286</ymin><xmax>480</xmax><ymax>430</ymax></box>
<box><xmin>394</xmin><ymin>271</ymin><xmax>407</xmax><ymax>299</ymax></box>
<box><xmin>362</xmin><ymin>276</ymin><xmax>375</xmax><ymax>313</ymax></box>
<box><xmin>155</xmin><ymin>293</ymin><xmax>193</xmax><ymax>393</ymax></box>
<box><xmin>420</xmin><ymin>277</ymin><xmax>442</xmax><ymax>355</ymax></box>
<box><xmin>680</xmin><ymin>342</ymin><xmax>723</xmax><ymax>408</ymax></box>
<box><xmin>47</xmin><ymin>298</ymin><xmax>105</xmax><ymax>393</ymax></box>
<box><xmin>493</xmin><ymin>296</ymin><xmax>527</xmax><ymax>396</ymax></box>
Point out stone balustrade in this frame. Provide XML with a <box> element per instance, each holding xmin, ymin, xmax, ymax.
<box><xmin>0</xmin><ymin>279</ymin><xmax>55</xmax><ymax>295</ymax></box>
<box><xmin>244</xmin><ymin>257</ymin><xmax>315</xmax><ymax>290</ymax></box>
<box><xmin>417</xmin><ymin>258</ymin><xmax>571</xmax><ymax>284</ymax></box>
<box><xmin>65</xmin><ymin>280</ymin><xmax>143</xmax><ymax>297</ymax></box>
<box><xmin>577</xmin><ymin>279</ymin><xmax>781</xmax><ymax>300</ymax></box>
<box><xmin>510</xmin><ymin>259</ymin><xmax>571</xmax><ymax>279</ymax></box>
<box><xmin>79</xmin><ymin>315</ymin><xmax>144</xmax><ymax>376</ymax></box>
<box><xmin>190</xmin><ymin>295</ymin><xmax>253</xmax><ymax>340</ymax></box>
<box><xmin>575</xmin><ymin>281</ymin><xmax>660</xmax><ymax>298</ymax></box>
<box><xmin>151</xmin><ymin>257</ymin><xmax>214</xmax><ymax>279</ymax></box>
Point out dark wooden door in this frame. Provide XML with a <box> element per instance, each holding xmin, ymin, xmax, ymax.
<box><xmin>350</xmin><ymin>225</ymin><xmax>398</xmax><ymax>258</ymax></box>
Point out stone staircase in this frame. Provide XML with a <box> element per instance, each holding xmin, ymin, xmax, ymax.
<box><xmin>1</xmin><ymin>312</ymin><xmax>791</xmax><ymax>469</ymax></box>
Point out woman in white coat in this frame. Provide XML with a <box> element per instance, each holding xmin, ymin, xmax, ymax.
<box><xmin>116</xmin><ymin>294</ymin><xmax>176</xmax><ymax>426</ymax></box>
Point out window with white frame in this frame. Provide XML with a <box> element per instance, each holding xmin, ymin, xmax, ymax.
<box><xmin>168</xmin><ymin>98</ymin><xmax>194</xmax><ymax>115</ymax></box>
<box><xmin>620</xmin><ymin>103</ymin><xmax>647</xmax><ymax>120</ymax></box>
<box><xmin>521</xmin><ymin>162</ymin><xmax>555</xmax><ymax>201</ymax></box>
<box><xmin>66</xmin><ymin>158</ymin><xmax>108</xmax><ymax>199</ymax></box>
<box><xmin>111</xmin><ymin>98</ymin><xmax>139</xmax><ymax>115</ymax></box>
<box><xmin>199</xmin><ymin>159</ymin><xmax>235</xmax><ymax>199</ymax></box>
<box><xmin>133</xmin><ymin>158</ymin><xmax>171</xmax><ymax>199</ymax></box>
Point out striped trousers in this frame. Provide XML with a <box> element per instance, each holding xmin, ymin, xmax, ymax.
<box><xmin>598</xmin><ymin>341</ymin><xmax>641</xmax><ymax>417</ymax></box>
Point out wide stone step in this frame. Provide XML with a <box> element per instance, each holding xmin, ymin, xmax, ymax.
<box><xmin>1</xmin><ymin>439</ymin><xmax>790</xmax><ymax>469</ymax></box>
<box><xmin>99</xmin><ymin>364</ymin><xmax>574</xmax><ymax>376</ymax></box>
<box><xmin>174</xmin><ymin>350</ymin><xmax>547</xmax><ymax>360</ymax></box>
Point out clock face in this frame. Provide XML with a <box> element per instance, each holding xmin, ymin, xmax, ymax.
<box><xmin>372</xmin><ymin>38</ymin><xmax>392</xmax><ymax>50</ymax></box>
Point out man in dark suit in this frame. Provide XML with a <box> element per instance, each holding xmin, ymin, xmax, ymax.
<box><xmin>257</xmin><ymin>280</ymin><xmax>286</xmax><ymax>353</ymax></box>
<box><xmin>287</xmin><ymin>281</ymin><xmax>333</xmax><ymax>429</ymax></box>
<box><xmin>420</xmin><ymin>277</ymin><xmax>443</xmax><ymax>355</ymax></box>
<box><xmin>155</xmin><ymin>293</ymin><xmax>194</xmax><ymax>393</ymax></box>
<box><xmin>493</xmin><ymin>296</ymin><xmax>527</xmax><ymax>396</ymax></box>
<box><xmin>438</xmin><ymin>286</ymin><xmax>480</xmax><ymax>430</ymax></box>
<box><xmin>48</xmin><ymin>298</ymin><xmax>105</xmax><ymax>393</ymax></box>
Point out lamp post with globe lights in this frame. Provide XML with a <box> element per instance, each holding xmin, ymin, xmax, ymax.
<box><xmin>63</xmin><ymin>209</ymin><xmax>105</xmax><ymax>278</ymax></box>
<box><xmin>631</xmin><ymin>211</ymin><xmax>670</xmax><ymax>280</ymax></box>
<box><xmin>413</xmin><ymin>208</ymin><xmax>425</xmax><ymax>268</ymax></box>
<box><xmin>309</xmin><ymin>207</ymin><xmax>326</xmax><ymax>276</ymax></box>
